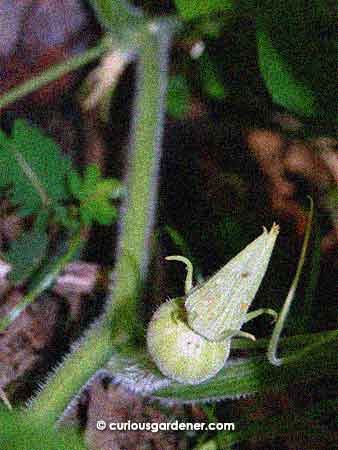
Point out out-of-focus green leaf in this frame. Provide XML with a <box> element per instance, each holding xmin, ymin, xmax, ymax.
<box><xmin>89</xmin><ymin>0</ymin><xmax>146</xmax><ymax>31</ymax></box>
<box><xmin>81</xmin><ymin>164</ymin><xmax>101</xmax><ymax>198</ymax></box>
<box><xmin>34</xmin><ymin>210</ymin><xmax>50</xmax><ymax>231</ymax></box>
<box><xmin>256</xmin><ymin>24</ymin><xmax>316</xmax><ymax>117</ymax></box>
<box><xmin>175</xmin><ymin>0</ymin><xmax>233</xmax><ymax>21</ymax></box>
<box><xmin>69</xmin><ymin>164</ymin><xmax>123</xmax><ymax>226</ymax></box>
<box><xmin>165</xmin><ymin>225</ymin><xmax>191</xmax><ymax>257</ymax></box>
<box><xmin>54</xmin><ymin>205</ymin><xmax>80</xmax><ymax>230</ymax></box>
<box><xmin>195</xmin><ymin>440</ymin><xmax>218</xmax><ymax>450</ymax></box>
<box><xmin>89</xmin><ymin>0</ymin><xmax>147</xmax><ymax>49</ymax></box>
<box><xmin>166</xmin><ymin>74</ymin><xmax>191</xmax><ymax>119</ymax></box>
<box><xmin>68</xmin><ymin>170</ymin><xmax>82</xmax><ymax>199</ymax></box>
<box><xmin>199</xmin><ymin>53</ymin><xmax>226</xmax><ymax>99</ymax></box>
<box><xmin>256</xmin><ymin>1</ymin><xmax>336</xmax><ymax>122</ymax></box>
<box><xmin>195</xmin><ymin>16</ymin><xmax>225</xmax><ymax>38</ymax></box>
<box><xmin>0</xmin><ymin>120</ymin><xmax>73</xmax><ymax>216</ymax></box>
<box><xmin>6</xmin><ymin>225</ymin><xmax>48</xmax><ymax>285</ymax></box>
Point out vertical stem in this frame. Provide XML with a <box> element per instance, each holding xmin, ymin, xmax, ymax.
<box><xmin>267</xmin><ymin>197</ymin><xmax>314</xmax><ymax>365</ymax></box>
<box><xmin>27</xmin><ymin>20</ymin><xmax>174</xmax><ymax>426</ymax></box>
<box><xmin>296</xmin><ymin>208</ymin><xmax>321</xmax><ymax>333</ymax></box>
<box><xmin>107</xmin><ymin>21</ymin><xmax>173</xmax><ymax>335</ymax></box>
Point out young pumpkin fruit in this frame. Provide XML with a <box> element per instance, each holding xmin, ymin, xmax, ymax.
<box><xmin>146</xmin><ymin>224</ymin><xmax>279</xmax><ymax>384</ymax></box>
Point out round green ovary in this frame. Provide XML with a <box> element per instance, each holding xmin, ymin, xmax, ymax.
<box><xmin>146</xmin><ymin>298</ymin><xmax>231</xmax><ymax>384</ymax></box>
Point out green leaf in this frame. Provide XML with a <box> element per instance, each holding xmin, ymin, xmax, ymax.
<box><xmin>256</xmin><ymin>23</ymin><xmax>316</xmax><ymax>117</ymax></box>
<box><xmin>82</xmin><ymin>164</ymin><xmax>101</xmax><ymax>195</ymax></box>
<box><xmin>34</xmin><ymin>210</ymin><xmax>50</xmax><ymax>230</ymax></box>
<box><xmin>69</xmin><ymin>164</ymin><xmax>123</xmax><ymax>226</ymax></box>
<box><xmin>6</xmin><ymin>225</ymin><xmax>48</xmax><ymax>285</ymax></box>
<box><xmin>256</xmin><ymin>1</ymin><xmax>336</xmax><ymax>123</ymax></box>
<box><xmin>196</xmin><ymin>440</ymin><xmax>218</xmax><ymax>450</ymax></box>
<box><xmin>89</xmin><ymin>0</ymin><xmax>147</xmax><ymax>45</ymax></box>
<box><xmin>68</xmin><ymin>170</ymin><xmax>82</xmax><ymax>199</ymax></box>
<box><xmin>199</xmin><ymin>53</ymin><xmax>226</xmax><ymax>99</ymax></box>
<box><xmin>0</xmin><ymin>407</ymin><xmax>87</xmax><ymax>450</ymax></box>
<box><xmin>166</xmin><ymin>75</ymin><xmax>191</xmax><ymax>119</ymax></box>
<box><xmin>175</xmin><ymin>0</ymin><xmax>233</xmax><ymax>21</ymax></box>
<box><xmin>0</xmin><ymin>120</ymin><xmax>73</xmax><ymax>216</ymax></box>
<box><xmin>195</xmin><ymin>15</ymin><xmax>225</xmax><ymax>38</ymax></box>
<box><xmin>0</xmin><ymin>229</ymin><xmax>85</xmax><ymax>332</ymax></box>
<box><xmin>80</xmin><ymin>195</ymin><xmax>117</xmax><ymax>226</ymax></box>
<box><xmin>54</xmin><ymin>205</ymin><xmax>79</xmax><ymax>230</ymax></box>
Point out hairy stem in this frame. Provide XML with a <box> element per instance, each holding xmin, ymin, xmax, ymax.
<box><xmin>0</xmin><ymin>40</ymin><xmax>109</xmax><ymax>111</ymax></box>
<box><xmin>26</xmin><ymin>19</ymin><xmax>175</xmax><ymax>426</ymax></box>
<box><xmin>108</xmin><ymin>21</ymin><xmax>174</xmax><ymax>335</ymax></box>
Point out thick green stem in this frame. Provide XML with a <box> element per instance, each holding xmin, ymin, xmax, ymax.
<box><xmin>0</xmin><ymin>40</ymin><xmax>109</xmax><ymax>111</ymax></box>
<box><xmin>0</xmin><ymin>228</ymin><xmax>85</xmax><ymax>332</ymax></box>
<box><xmin>107</xmin><ymin>22</ymin><xmax>174</xmax><ymax>335</ymax></box>
<box><xmin>27</xmin><ymin>20</ymin><xmax>174</xmax><ymax>426</ymax></box>
<box><xmin>26</xmin><ymin>316</ymin><xmax>113</xmax><ymax>425</ymax></box>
